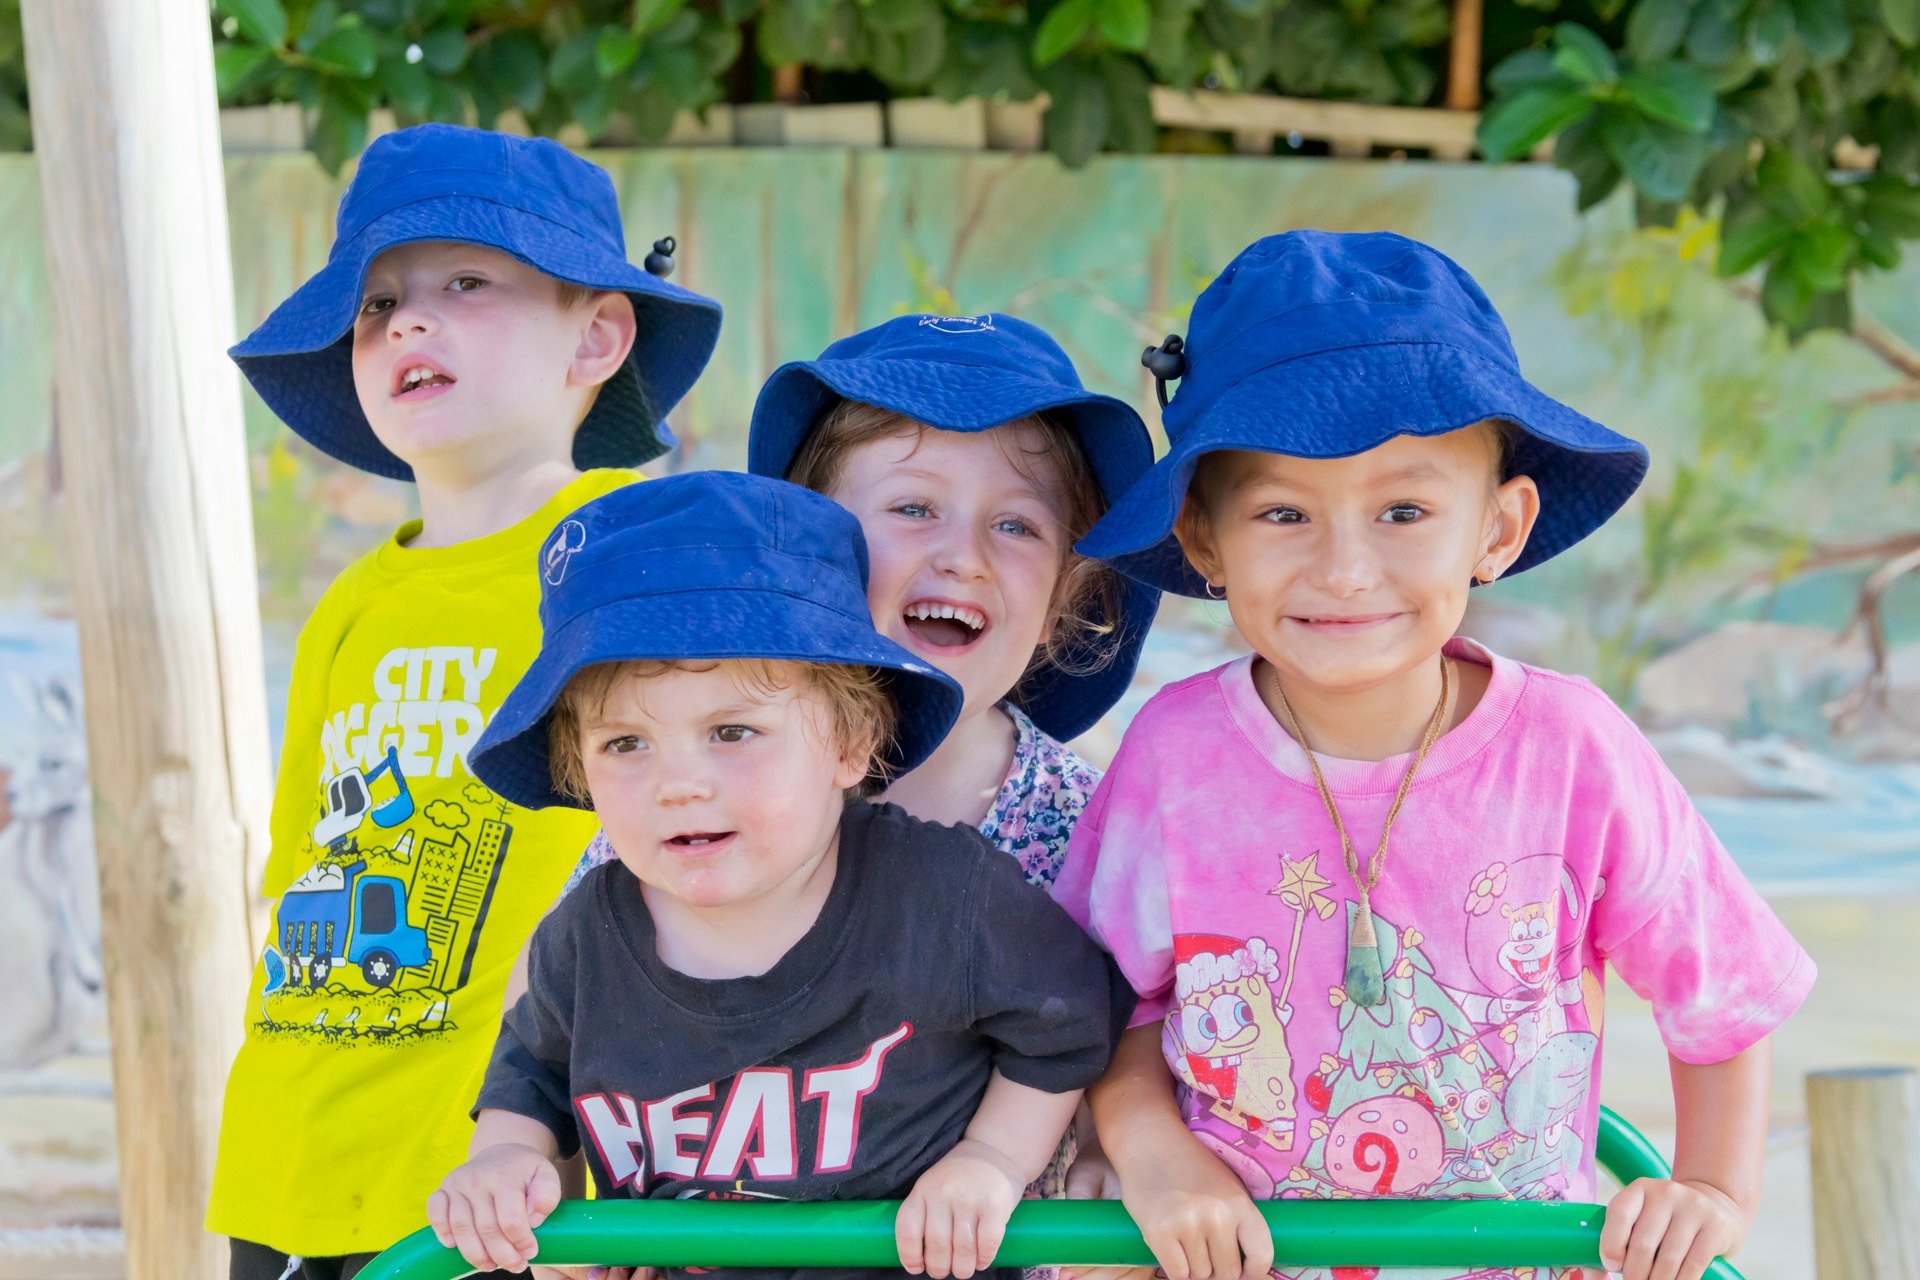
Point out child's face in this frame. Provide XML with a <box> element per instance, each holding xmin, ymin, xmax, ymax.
<box><xmin>580</xmin><ymin>663</ymin><xmax>868</xmax><ymax>912</ymax></box>
<box><xmin>1178</xmin><ymin>427</ymin><xmax>1538</xmax><ymax>699</ymax></box>
<box><xmin>827</xmin><ymin>425</ymin><xmax>1073</xmax><ymax>724</ymax></box>
<box><xmin>351</xmin><ymin>242</ymin><xmax>634</xmax><ymax>480</ymax></box>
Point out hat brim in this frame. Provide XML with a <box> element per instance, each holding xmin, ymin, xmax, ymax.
<box><xmin>232</xmin><ymin>195</ymin><xmax>723</xmax><ymax>480</ymax></box>
<box><xmin>747</xmin><ymin>358</ymin><xmax>1161</xmax><ymax>741</ymax></box>
<box><xmin>1079</xmin><ymin>343</ymin><xmax>1650</xmax><ymax>596</ymax></box>
<box><xmin>469</xmin><ymin>591</ymin><xmax>964</xmax><ymax>810</ymax></box>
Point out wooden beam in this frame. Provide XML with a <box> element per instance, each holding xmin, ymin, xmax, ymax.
<box><xmin>1149</xmin><ymin>87</ymin><xmax>1479</xmax><ymax>157</ymax></box>
<box><xmin>1807</xmin><ymin>1067</ymin><xmax>1920</xmax><ymax>1279</ymax></box>
<box><xmin>1446</xmin><ymin>0</ymin><xmax>1485</xmax><ymax>111</ymax></box>
<box><xmin>17</xmin><ymin>2</ymin><xmax>272</xmax><ymax>1277</ymax></box>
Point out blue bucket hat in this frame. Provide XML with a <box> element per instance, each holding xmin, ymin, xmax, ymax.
<box><xmin>747</xmin><ymin>313</ymin><xmax>1161</xmax><ymax>742</ymax></box>
<box><xmin>231</xmin><ymin>124</ymin><xmax>723</xmax><ymax>481</ymax></box>
<box><xmin>468</xmin><ymin>471</ymin><xmax>964</xmax><ymax>811</ymax></box>
<box><xmin>1079</xmin><ymin>231</ymin><xmax>1650</xmax><ymax>596</ymax></box>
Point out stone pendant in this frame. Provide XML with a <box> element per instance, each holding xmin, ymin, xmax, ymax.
<box><xmin>1344</xmin><ymin>900</ymin><xmax>1386</xmax><ymax>1006</ymax></box>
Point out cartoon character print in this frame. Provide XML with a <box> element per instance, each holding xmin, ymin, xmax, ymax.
<box><xmin>1167</xmin><ymin>934</ymin><xmax>1298</xmax><ymax>1152</ymax></box>
<box><xmin>1454</xmin><ymin>859</ymin><xmax>1599</xmax><ymax>1069</ymax></box>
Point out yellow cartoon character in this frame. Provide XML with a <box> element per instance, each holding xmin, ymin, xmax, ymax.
<box><xmin>1459</xmin><ymin>862</ymin><xmax>1591</xmax><ymax>1069</ymax></box>
<box><xmin>1168</xmin><ymin>934</ymin><xmax>1297</xmax><ymax>1150</ymax></box>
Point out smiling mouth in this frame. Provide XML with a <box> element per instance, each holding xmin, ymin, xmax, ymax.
<box><xmin>395</xmin><ymin>362</ymin><xmax>456</xmax><ymax>398</ymax></box>
<box><xmin>902</xmin><ymin>601</ymin><xmax>987</xmax><ymax>651</ymax></box>
<box><xmin>1291</xmin><ymin>613</ymin><xmax>1401</xmax><ymax>628</ymax></box>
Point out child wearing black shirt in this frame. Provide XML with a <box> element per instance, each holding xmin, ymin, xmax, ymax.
<box><xmin>430</xmin><ymin>472</ymin><xmax>1133</xmax><ymax>1279</ymax></box>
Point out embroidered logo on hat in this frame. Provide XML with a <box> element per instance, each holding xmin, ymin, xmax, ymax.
<box><xmin>543</xmin><ymin>520</ymin><xmax>588</xmax><ymax>586</ymax></box>
<box><xmin>917</xmin><ymin>315</ymin><xmax>997</xmax><ymax>334</ymax></box>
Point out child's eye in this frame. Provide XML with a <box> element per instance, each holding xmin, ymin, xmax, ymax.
<box><xmin>890</xmin><ymin>501</ymin><xmax>932</xmax><ymax>519</ymax></box>
<box><xmin>713</xmin><ymin>725</ymin><xmax>759</xmax><ymax>744</ymax></box>
<box><xmin>1257</xmin><ymin>506</ymin><xmax>1305</xmax><ymax>524</ymax></box>
<box><xmin>1382</xmin><ymin>503</ymin><xmax>1426</xmax><ymax>524</ymax></box>
<box><xmin>994</xmin><ymin>516</ymin><xmax>1040</xmax><ymax>537</ymax></box>
<box><xmin>449</xmin><ymin>275</ymin><xmax>487</xmax><ymax>293</ymax></box>
<box><xmin>358</xmin><ymin>296</ymin><xmax>394</xmax><ymax>317</ymax></box>
<box><xmin>601</xmin><ymin>735</ymin><xmax>642</xmax><ymax>755</ymax></box>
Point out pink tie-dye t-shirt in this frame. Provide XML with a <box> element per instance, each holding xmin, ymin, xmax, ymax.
<box><xmin>1053</xmin><ymin>640</ymin><xmax>1812</xmax><ymax>1275</ymax></box>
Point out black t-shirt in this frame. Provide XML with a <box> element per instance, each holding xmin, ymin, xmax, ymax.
<box><xmin>476</xmin><ymin>800</ymin><xmax>1134</xmax><ymax>1279</ymax></box>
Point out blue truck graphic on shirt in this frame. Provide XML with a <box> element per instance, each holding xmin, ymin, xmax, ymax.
<box><xmin>276</xmin><ymin>859</ymin><xmax>432</xmax><ymax>989</ymax></box>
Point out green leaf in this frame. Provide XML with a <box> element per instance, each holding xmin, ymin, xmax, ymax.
<box><xmin>1034</xmin><ymin>0</ymin><xmax>1097</xmax><ymax>66</ymax></box>
<box><xmin>1040</xmin><ymin>59</ymin><xmax>1109</xmax><ymax>164</ymax></box>
<box><xmin>1095</xmin><ymin>0</ymin><xmax>1152</xmax><ymax>49</ymax></box>
<box><xmin>1625</xmin><ymin>0</ymin><xmax>1695</xmax><ymax>62</ymax></box>
<box><xmin>633</xmin><ymin>0</ymin><xmax>690</xmax><ymax>35</ymax></box>
<box><xmin>1598</xmin><ymin>106</ymin><xmax>1708</xmax><ymax>201</ymax></box>
<box><xmin>1857</xmin><ymin>229</ymin><xmax>1902</xmax><ymax>270</ymax></box>
<box><xmin>1787</xmin><ymin>221</ymin><xmax>1853</xmax><ymax>290</ymax></box>
<box><xmin>547</xmin><ymin>29</ymin><xmax>604</xmax><ymax>97</ymax></box>
<box><xmin>1487</xmin><ymin>48</ymin><xmax>1564</xmax><ymax>96</ymax></box>
<box><xmin>1099</xmin><ymin>51</ymin><xmax>1155</xmax><ymax>149</ymax></box>
<box><xmin>1551</xmin><ymin>22</ymin><xmax>1619</xmax><ymax>85</ymax></box>
<box><xmin>1759</xmin><ymin>254</ymin><xmax>1813</xmax><ymax>328</ymax></box>
<box><xmin>1884</xmin><ymin>0</ymin><xmax>1920</xmax><ymax>45</ymax></box>
<box><xmin>1790</xmin><ymin>0</ymin><xmax>1852</xmax><ymax>62</ymax></box>
<box><xmin>308</xmin><ymin>25</ymin><xmax>378</xmax><ymax>78</ymax></box>
<box><xmin>1554</xmin><ymin>112</ymin><xmax>1623</xmax><ymax>208</ymax></box>
<box><xmin>377</xmin><ymin>53</ymin><xmax>433</xmax><ymax>117</ymax></box>
<box><xmin>1862</xmin><ymin>178</ymin><xmax>1920</xmax><ymax>236</ymax></box>
<box><xmin>1717</xmin><ymin>201</ymin><xmax>1795</xmax><ymax>273</ymax></box>
<box><xmin>1745</xmin><ymin>0</ymin><xmax>1791</xmax><ymax>64</ymax></box>
<box><xmin>1618</xmin><ymin>61</ymin><xmax>1716</xmax><ymax>130</ymax></box>
<box><xmin>1756</xmin><ymin>147</ymin><xmax>1832</xmax><ymax>221</ymax></box>
<box><xmin>417</xmin><ymin>27</ymin><xmax>468</xmax><ymax>74</ymax></box>
<box><xmin>597</xmin><ymin>29</ymin><xmax>642</xmax><ymax>77</ymax></box>
<box><xmin>1684</xmin><ymin>2</ymin><xmax>1740</xmax><ymax>63</ymax></box>
<box><xmin>1477</xmin><ymin>83</ymin><xmax>1596</xmax><ymax>161</ymax></box>
<box><xmin>309</xmin><ymin>85</ymin><xmax>368</xmax><ymax>173</ymax></box>
<box><xmin>475</xmin><ymin>32</ymin><xmax>547</xmax><ymax>115</ymax></box>
<box><xmin>219</xmin><ymin>0</ymin><xmax>288</xmax><ymax>49</ymax></box>
<box><xmin>215</xmin><ymin>44</ymin><xmax>277</xmax><ymax>99</ymax></box>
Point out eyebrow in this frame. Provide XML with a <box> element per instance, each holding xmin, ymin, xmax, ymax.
<box><xmin>883</xmin><ymin>466</ymin><xmax>1054</xmax><ymax>507</ymax></box>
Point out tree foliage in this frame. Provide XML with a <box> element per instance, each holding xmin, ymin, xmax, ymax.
<box><xmin>0</xmin><ymin>0</ymin><xmax>1913</xmax><ymax>330</ymax></box>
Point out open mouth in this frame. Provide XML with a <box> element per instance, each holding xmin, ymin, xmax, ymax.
<box><xmin>902</xmin><ymin>600</ymin><xmax>988</xmax><ymax>651</ymax></box>
<box><xmin>1512</xmin><ymin>955</ymin><xmax>1552</xmax><ymax>983</ymax></box>
<box><xmin>666</xmin><ymin>831</ymin><xmax>736</xmax><ymax>853</ymax></box>
<box><xmin>393</xmin><ymin>360</ymin><xmax>456</xmax><ymax>399</ymax></box>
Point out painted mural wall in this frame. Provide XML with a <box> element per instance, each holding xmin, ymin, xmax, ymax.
<box><xmin>0</xmin><ymin>147</ymin><xmax>1916</xmax><ymax>1231</ymax></box>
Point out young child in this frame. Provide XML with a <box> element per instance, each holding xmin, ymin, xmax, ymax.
<box><xmin>206</xmin><ymin>124</ymin><xmax>722</xmax><ymax>1280</ymax></box>
<box><xmin>1056</xmin><ymin>232</ymin><xmax>1814</xmax><ymax>1280</ymax></box>
<box><xmin>433</xmin><ymin>472</ymin><xmax>1134</xmax><ymax>1278</ymax></box>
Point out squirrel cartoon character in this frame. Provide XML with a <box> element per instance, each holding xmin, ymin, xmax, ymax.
<box><xmin>1456</xmin><ymin>863</ymin><xmax>1592</xmax><ymax>1069</ymax></box>
<box><xmin>1167</xmin><ymin>934</ymin><xmax>1298</xmax><ymax>1151</ymax></box>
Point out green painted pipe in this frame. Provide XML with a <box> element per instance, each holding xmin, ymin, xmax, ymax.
<box><xmin>359</xmin><ymin>1109</ymin><xmax>1737</xmax><ymax>1280</ymax></box>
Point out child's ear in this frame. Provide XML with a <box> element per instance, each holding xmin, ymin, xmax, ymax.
<box><xmin>832</xmin><ymin>739</ymin><xmax>875</xmax><ymax>793</ymax></box>
<box><xmin>570</xmin><ymin>291</ymin><xmax>638</xmax><ymax>389</ymax></box>
<box><xmin>1173</xmin><ymin>494</ymin><xmax>1227</xmax><ymax>592</ymax></box>
<box><xmin>1481</xmin><ymin>474</ymin><xmax>1541</xmax><ymax>580</ymax></box>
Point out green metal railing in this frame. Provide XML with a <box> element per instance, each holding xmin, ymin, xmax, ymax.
<box><xmin>361</xmin><ymin>1107</ymin><xmax>1743</xmax><ymax>1280</ymax></box>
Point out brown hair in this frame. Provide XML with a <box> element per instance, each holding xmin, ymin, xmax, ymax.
<box><xmin>784</xmin><ymin>399</ymin><xmax>1124</xmax><ymax>683</ymax></box>
<box><xmin>554</xmin><ymin>280</ymin><xmax>597</xmax><ymax>309</ymax></box>
<box><xmin>546</xmin><ymin>658</ymin><xmax>899</xmax><ymax>804</ymax></box>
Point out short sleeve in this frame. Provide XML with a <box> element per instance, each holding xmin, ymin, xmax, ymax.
<box><xmin>474</xmin><ymin>896</ymin><xmax>585</xmax><ymax>1155</ymax></box>
<box><xmin>1588</xmin><ymin>717</ymin><xmax>1815</xmax><ymax>1065</ymax></box>
<box><xmin>967</xmin><ymin>844</ymin><xmax>1135</xmax><ymax>1093</ymax></box>
<box><xmin>559</xmin><ymin>828</ymin><xmax>619</xmax><ymax>898</ymax></box>
<box><xmin>1050</xmin><ymin>745</ymin><xmax>1177</xmax><ymax>1029</ymax></box>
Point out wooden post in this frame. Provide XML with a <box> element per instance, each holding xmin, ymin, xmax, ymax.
<box><xmin>17</xmin><ymin>2</ymin><xmax>272</xmax><ymax>1278</ymax></box>
<box><xmin>1446</xmin><ymin>0</ymin><xmax>1484</xmax><ymax>111</ymax></box>
<box><xmin>1807</xmin><ymin>1067</ymin><xmax>1920</xmax><ymax>1280</ymax></box>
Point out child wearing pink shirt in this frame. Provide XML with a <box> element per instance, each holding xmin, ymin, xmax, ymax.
<box><xmin>1055</xmin><ymin>232</ymin><xmax>1813</xmax><ymax>1280</ymax></box>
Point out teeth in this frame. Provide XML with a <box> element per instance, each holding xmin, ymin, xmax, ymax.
<box><xmin>401</xmin><ymin>365</ymin><xmax>441</xmax><ymax>389</ymax></box>
<box><xmin>905</xmin><ymin>602</ymin><xmax>985</xmax><ymax>630</ymax></box>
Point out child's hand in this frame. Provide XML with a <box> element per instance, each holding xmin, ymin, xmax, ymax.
<box><xmin>1060</xmin><ymin>1146</ymin><xmax>1157</xmax><ymax>1280</ymax></box>
<box><xmin>428</xmin><ymin>1142</ymin><xmax>563</xmax><ymax>1274</ymax></box>
<box><xmin>1600</xmin><ymin>1177</ymin><xmax>1745</xmax><ymax>1280</ymax></box>
<box><xmin>896</xmin><ymin>1136</ymin><xmax>1026</xmax><ymax>1279</ymax></box>
<box><xmin>1115</xmin><ymin>1134</ymin><xmax>1270</xmax><ymax>1280</ymax></box>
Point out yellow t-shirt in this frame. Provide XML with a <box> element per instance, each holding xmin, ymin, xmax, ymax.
<box><xmin>208</xmin><ymin>468</ymin><xmax>634</xmax><ymax>1255</ymax></box>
